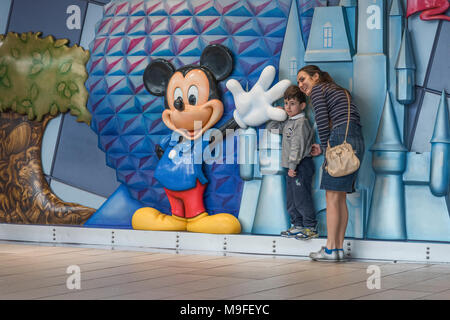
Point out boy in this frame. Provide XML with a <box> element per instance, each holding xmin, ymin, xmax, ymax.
<box><xmin>266</xmin><ymin>85</ymin><xmax>317</xmax><ymax>240</ymax></box>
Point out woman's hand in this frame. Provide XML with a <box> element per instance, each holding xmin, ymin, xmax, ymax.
<box><xmin>311</xmin><ymin>143</ymin><xmax>322</xmax><ymax>156</ymax></box>
<box><xmin>288</xmin><ymin>169</ymin><xmax>296</xmax><ymax>177</ymax></box>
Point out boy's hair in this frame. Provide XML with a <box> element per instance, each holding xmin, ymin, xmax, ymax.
<box><xmin>283</xmin><ymin>85</ymin><xmax>306</xmax><ymax>104</ymax></box>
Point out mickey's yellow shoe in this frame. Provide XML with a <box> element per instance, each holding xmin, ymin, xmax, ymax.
<box><xmin>132</xmin><ymin>207</ymin><xmax>187</xmax><ymax>231</ymax></box>
<box><xmin>186</xmin><ymin>212</ymin><xmax>241</xmax><ymax>234</ymax></box>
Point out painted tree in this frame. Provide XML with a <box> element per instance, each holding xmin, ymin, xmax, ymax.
<box><xmin>0</xmin><ymin>32</ymin><xmax>95</xmax><ymax>224</ymax></box>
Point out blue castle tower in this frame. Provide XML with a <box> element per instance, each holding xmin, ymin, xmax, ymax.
<box><xmin>388</xmin><ymin>0</ymin><xmax>405</xmax><ymax>140</ymax></box>
<box><xmin>367</xmin><ymin>92</ymin><xmax>408</xmax><ymax>240</ymax></box>
<box><xmin>430</xmin><ymin>91</ymin><xmax>450</xmax><ymax>197</ymax></box>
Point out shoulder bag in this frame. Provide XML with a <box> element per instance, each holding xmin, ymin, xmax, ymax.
<box><xmin>325</xmin><ymin>90</ymin><xmax>360</xmax><ymax>177</ymax></box>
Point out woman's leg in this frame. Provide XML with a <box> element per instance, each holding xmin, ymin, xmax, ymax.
<box><xmin>326</xmin><ymin>190</ymin><xmax>348</xmax><ymax>250</ymax></box>
<box><xmin>325</xmin><ymin>190</ymin><xmax>341</xmax><ymax>249</ymax></box>
<box><xmin>337</xmin><ymin>193</ymin><xmax>348</xmax><ymax>249</ymax></box>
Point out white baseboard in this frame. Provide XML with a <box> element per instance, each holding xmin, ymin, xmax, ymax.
<box><xmin>0</xmin><ymin>224</ymin><xmax>449</xmax><ymax>264</ymax></box>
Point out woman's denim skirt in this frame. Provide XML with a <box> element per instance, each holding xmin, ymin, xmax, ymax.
<box><xmin>320</xmin><ymin>122</ymin><xmax>365</xmax><ymax>193</ymax></box>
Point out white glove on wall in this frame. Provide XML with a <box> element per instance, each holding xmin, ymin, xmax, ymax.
<box><xmin>226</xmin><ymin>65</ymin><xmax>291</xmax><ymax>129</ymax></box>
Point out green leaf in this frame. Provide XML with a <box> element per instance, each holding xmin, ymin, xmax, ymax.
<box><xmin>42</xmin><ymin>50</ymin><xmax>51</xmax><ymax>66</ymax></box>
<box><xmin>2</xmin><ymin>76</ymin><xmax>11</xmax><ymax>88</ymax></box>
<box><xmin>11</xmin><ymin>48</ymin><xmax>20</xmax><ymax>59</ymax></box>
<box><xmin>30</xmin><ymin>84</ymin><xmax>39</xmax><ymax>100</ymax></box>
<box><xmin>59</xmin><ymin>61</ymin><xmax>72</xmax><ymax>74</ymax></box>
<box><xmin>54</xmin><ymin>39</ymin><xmax>69</xmax><ymax>48</ymax></box>
<box><xmin>71</xmin><ymin>107</ymin><xmax>80</xmax><ymax>116</ymax></box>
<box><xmin>21</xmin><ymin>100</ymin><xmax>32</xmax><ymax>108</ymax></box>
<box><xmin>30</xmin><ymin>64</ymin><xmax>43</xmax><ymax>76</ymax></box>
<box><xmin>68</xmin><ymin>82</ymin><xmax>78</xmax><ymax>92</ymax></box>
<box><xmin>50</xmin><ymin>103</ymin><xmax>59</xmax><ymax>116</ymax></box>
<box><xmin>64</xmin><ymin>88</ymin><xmax>72</xmax><ymax>98</ymax></box>
<box><xmin>0</xmin><ymin>65</ymin><xmax>6</xmax><ymax>78</ymax></box>
<box><xmin>57</xmin><ymin>82</ymin><xmax>66</xmax><ymax>93</ymax></box>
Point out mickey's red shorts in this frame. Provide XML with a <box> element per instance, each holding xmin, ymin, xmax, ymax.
<box><xmin>163</xmin><ymin>180</ymin><xmax>207</xmax><ymax>219</ymax></box>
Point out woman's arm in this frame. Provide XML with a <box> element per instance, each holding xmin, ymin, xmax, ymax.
<box><xmin>310</xmin><ymin>84</ymin><xmax>330</xmax><ymax>152</ymax></box>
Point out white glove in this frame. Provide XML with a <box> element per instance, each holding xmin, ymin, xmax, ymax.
<box><xmin>226</xmin><ymin>65</ymin><xmax>291</xmax><ymax>129</ymax></box>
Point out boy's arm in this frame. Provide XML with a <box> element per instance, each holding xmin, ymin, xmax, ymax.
<box><xmin>265</xmin><ymin>119</ymin><xmax>285</xmax><ymax>134</ymax></box>
<box><xmin>288</xmin><ymin>119</ymin><xmax>310</xmax><ymax>170</ymax></box>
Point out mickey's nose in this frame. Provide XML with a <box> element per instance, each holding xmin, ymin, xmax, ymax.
<box><xmin>174</xmin><ymin>97</ymin><xmax>184</xmax><ymax>111</ymax></box>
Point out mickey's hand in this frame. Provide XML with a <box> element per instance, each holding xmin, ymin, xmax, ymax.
<box><xmin>155</xmin><ymin>144</ymin><xmax>164</xmax><ymax>160</ymax></box>
<box><xmin>226</xmin><ymin>65</ymin><xmax>291</xmax><ymax>129</ymax></box>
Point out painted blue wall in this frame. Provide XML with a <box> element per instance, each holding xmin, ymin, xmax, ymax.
<box><xmin>2</xmin><ymin>0</ymin><xmax>448</xmax><ymax>242</ymax></box>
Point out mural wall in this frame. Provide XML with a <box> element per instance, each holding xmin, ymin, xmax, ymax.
<box><xmin>0</xmin><ymin>0</ymin><xmax>448</xmax><ymax>242</ymax></box>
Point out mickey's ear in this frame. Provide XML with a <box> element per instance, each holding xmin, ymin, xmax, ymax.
<box><xmin>200</xmin><ymin>44</ymin><xmax>233</xmax><ymax>81</ymax></box>
<box><xmin>143</xmin><ymin>59</ymin><xmax>175</xmax><ymax>96</ymax></box>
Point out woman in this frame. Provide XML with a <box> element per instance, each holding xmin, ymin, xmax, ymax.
<box><xmin>297</xmin><ymin>65</ymin><xmax>365</xmax><ymax>262</ymax></box>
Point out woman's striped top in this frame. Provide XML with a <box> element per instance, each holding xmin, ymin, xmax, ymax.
<box><xmin>310</xmin><ymin>82</ymin><xmax>361</xmax><ymax>152</ymax></box>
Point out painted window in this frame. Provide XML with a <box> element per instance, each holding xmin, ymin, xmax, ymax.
<box><xmin>323</xmin><ymin>25</ymin><xmax>333</xmax><ymax>48</ymax></box>
<box><xmin>289</xmin><ymin>57</ymin><xmax>297</xmax><ymax>76</ymax></box>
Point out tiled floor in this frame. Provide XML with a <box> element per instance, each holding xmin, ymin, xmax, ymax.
<box><xmin>0</xmin><ymin>241</ymin><xmax>449</xmax><ymax>300</ymax></box>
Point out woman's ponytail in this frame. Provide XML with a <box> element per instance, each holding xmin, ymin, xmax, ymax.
<box><xmin>320</xmin><ymin>71</ymin><xmax>334</xmax><ymax>84</ymax></box>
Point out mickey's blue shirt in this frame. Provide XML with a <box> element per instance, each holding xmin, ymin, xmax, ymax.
<box><xmin>154</xmin><ymin>132</ymin><xmax>208</xmax><ymax>191</ymax></box>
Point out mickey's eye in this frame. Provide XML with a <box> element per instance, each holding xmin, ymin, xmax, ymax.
<box><xmin>174</xmin><ymin>87</ymin><xmax>183</xmax><ymax>101</ymax></box>
<box><xmin>188</xmin><ymin>85</ymin><xmax>198</xmax><ymax>106</ymax></box>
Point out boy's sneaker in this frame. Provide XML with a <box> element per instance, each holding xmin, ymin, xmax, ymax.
<box><xmin>281</xmin><ymin>226</ymin><xmax>304</xmax><ymax>238</ymax></box>
<box><xmin>295</xmin><ymin>227</ymin><xmax>319</xmax><ymax>240</ymax></box>
<box><xmin>309</xmin><ymin>247</ymin><xmax>339</xmax><ymax>262</ymax></box>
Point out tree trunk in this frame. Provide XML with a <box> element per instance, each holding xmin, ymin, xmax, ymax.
<box><xmin>0</xmin><ymin>112</ymin><xmax>95</xmax><ymax>225</ymax></box>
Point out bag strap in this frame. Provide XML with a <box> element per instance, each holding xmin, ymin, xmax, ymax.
<box><xmin>343</xmin><ymin>90</ymin><xmax>351</xmax><ymax>143</ymax></box>
<box><xmin>326</xmin><ymin>89</ymin><xmax>351</xmax><ymax>148</ymax></box>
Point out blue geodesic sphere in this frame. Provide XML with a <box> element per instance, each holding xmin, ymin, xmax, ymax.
<box><xmin>86</xmin><ymin>0</ymin><xmax>291</xmax><ymax>216</ymax></box>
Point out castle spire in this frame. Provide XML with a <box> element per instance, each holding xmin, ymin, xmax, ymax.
<box><xmin>430</xmin><ymin>91</ymin><xmax>450</xmax><ymax>197</ymax></box>
<box><xmin>371</xmin><ymin>92</ymin><xmax>407</xmax><ymax>152</ymax></box>
<box><xmin>396</xmin><ymin>29</ymin><xmax>416</xmax><ymax>70</ymax></box>
<box><xmin>395</xmin><ymin>28</ymin><xmax>416</xmax><ymax>105</ymax></box>
<box><xmin>389</xmin><ymin>0</ymin><xmax>404</xmax><ymax>16</ymax></box>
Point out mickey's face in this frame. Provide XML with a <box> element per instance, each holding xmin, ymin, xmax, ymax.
<box><xmin>143</xmin><ymin>44</ymin><xmax>233</xmax><ymax>141</ymax></box>
<box><xmin>163</xmin><ymin>68</ymin><xmax>223</xmax><ymax>140</ymax></box>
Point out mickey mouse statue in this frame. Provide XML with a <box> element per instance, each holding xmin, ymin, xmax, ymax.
<box><xmin>132</xmin><ymin>44</ymin><xmax>290</xmax><ymax>234</ymax></box>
